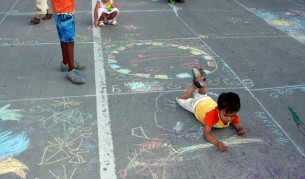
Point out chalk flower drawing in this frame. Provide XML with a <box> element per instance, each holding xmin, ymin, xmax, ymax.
<box><xmin>0</xmin><ymin>104</ymin><xmax>23</xmax><ymax>121</ymax></box>
<box><xmin>52</xmin><ymin>98</ymin><xmax>82</xmax><ymax>109</ymax></box>
<box><xmin>39</xmin><ymin>132</ymin><xmax>92</xmax><ymax>165</ymax></box>
<box><xmin>0</xmin><ymin>157</ymin><xmax>29</xmax><ymax>179</ymax></box>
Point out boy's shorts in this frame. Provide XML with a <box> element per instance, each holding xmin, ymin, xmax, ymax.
<box><xmin>176</xmin><ymin>93</ymin><xmax>211</xmax><ymax>113</ymax></box>
<box><xmin>54</xmin><ymin>14</ymin><xmax>76</xmax><ymax>42</ymax></box>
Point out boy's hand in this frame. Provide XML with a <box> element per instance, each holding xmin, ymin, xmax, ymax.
<box><xmin>216</xmin><ymin>141</ymin><xmax>228</xmax><ymax>152</ymax></box>
<box><xmin>237</xmin><ymin>127</ymin><xmax>247</xmax><ymax>135</ymax></box>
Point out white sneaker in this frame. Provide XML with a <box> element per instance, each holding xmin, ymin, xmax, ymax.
<box><xmin>98</xmin><ymin>21</ymin><xmax>105</xmax><ymax>27</ymax></box>
<box><xmin>109</xmin><ymin>20</ymin><xmax>117</xmax><ymax>25</ymax></box>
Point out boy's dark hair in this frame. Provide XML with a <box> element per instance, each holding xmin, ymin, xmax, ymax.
<box><xmin>217</xmin><ymin>92</ymin><xmax>241</xmax><ymax>113</ymax></box>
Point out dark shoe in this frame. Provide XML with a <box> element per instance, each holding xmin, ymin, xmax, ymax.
<box><xmin>176</xmin><ymin>0</ymin><xmax>185</xmax><ymax>2</ymax></box>
<box><xmin>192</xmin><ymin>64</ymin><xmax>206</xmax><ymax>88</ymax></box>
<box><xmin>29</xmin><ymin>17</ymin><xmax>40</xmax><ymax>25</ymax></box>
<box><xmin>42</xmin><ymin>13</ymin><xmax>53</xmax><ymax>20</ymax></box>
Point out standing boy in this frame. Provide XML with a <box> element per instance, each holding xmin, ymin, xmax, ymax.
<box><xmin>176</xmin><ymin>65</ymin><xmax>247</xmax><ymax>151</ymax></box>
<box><xmin>51</xmin><ymin>0</ymin><xmax>85</xmax><ymax>84</ymax></box>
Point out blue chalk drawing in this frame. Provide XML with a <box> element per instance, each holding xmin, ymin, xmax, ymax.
<box><xmin>0</xmin><ymin>131</ymin><xmax>30</xmax><ymax>160</ymax></box>
<box><xmin>0</xmin><ymin>104</ymin><xmax>23</xmax><ymax>121</ymax></box>
<box><xmin>251</xmin><ymin>8</ymin><xmax>305</xmax><ymax>44</ymax></box>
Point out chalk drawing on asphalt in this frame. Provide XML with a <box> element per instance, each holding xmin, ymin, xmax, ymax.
<box><xmin>119</xmin><ymin>135</ymin><xmax>264</xmax><ymax>179</ymax></box>
<box><xmin>43</xmin><ymin>109</ymin><xmax>92</xmax><ymax>136</ymax></box>
<box><xmin>288</xmin><ymin>107</ymin><xmax>305</xmax><ymax>137</ymax></box>
<box><xmin>52</xmin><ymin>98</ymin><xmax>82</xmax><ymax>109</ymax></box>
<box><xmin>0</xmin><ymin>104</ymin><xmax>23</xmax><ymax>121</ymax></box>
<box><xmin>0</xmin><ymin>131</ymin><xmax>30</xmax><ymax>160</ymax></box>
<box><xmin>250</xmin><ymin>8</ymin><xmax>305</xmax><ymax>44</ymax></box>
<box><xmin>0</xmin><ymin>131</ymin><xmax>30</xmax><ymax>178</ymax></box>
<box><xmin>0</xmin><ymin>157</ymin><xmax>29</xmax><ymax>179</ymax></box>
<box><xmin>267</xmin><ymin>85</ymin><xmax>305</xmax><ymax>99</ymax></box>
<box><xmin>49</xmin><ymin>165</ymin><xmax>76</xmax><ymax>179</ymax></box>
<box><xmin>105</xmin><ymin>41</ymin><xmax>217</xmax><ymax>79</ymax></box>
<box><xmin>39</xmin><ymin>132</ymin><xmax>92</xmax><ymax>165</ymax></box>
<box><xmin>132</xmin><ymin>126</ymin><xmax>149</xmax><ymax>139</ymax></box>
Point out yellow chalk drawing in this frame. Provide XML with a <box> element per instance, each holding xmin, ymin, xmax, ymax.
<box><xmin>49</xmin><ymin>165</ymin><xmax>76</xmax><ymax>179</ymax></box>
<box><xmin>271</xmin><ymin>19</ymin><xmax>293</xmax><ymax>26</ymax></box>
<box><xmin>40</xmin><ymin>132</ymin><xmax>92</xmax><ymax>165</ymax></box>
<box><xmin>0</xmin><ymin>157</ymin><xmax>29</xmax><ymax>178</ymax></box>
<box><xmin>52</xmin><ymin>98</ymin><xmax>82</xmax><ymax>109</ymax></box>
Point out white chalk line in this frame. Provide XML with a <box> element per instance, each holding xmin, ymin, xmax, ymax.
<box><xmin>1</xmin><ymin>83</ymin><xmax>305</xmax><ymax>103</ymax></box>
<box><xmin>0</xmin><ymin>0</ymin><xmax>19</xmax><ymax>25</ymax></box>
<box><xmin>91</xmin><ymin>0</ymin><xmax>116</xmax><ymax>178</ymax></box>
<box><xmin>0</xmin><ymin>41</ymin><xmax>95</xmax><ymax>47</ymax></box>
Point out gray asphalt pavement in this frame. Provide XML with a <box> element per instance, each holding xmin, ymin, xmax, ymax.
<box><xmin>1</xmin><ymin>0</ymin><xmax>305</xmax><ymax>178</ymax></box>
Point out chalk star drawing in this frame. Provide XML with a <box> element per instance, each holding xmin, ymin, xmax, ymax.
<box><xmin>0</xmin><ymin>104</ymin><xmax>23</xmax><ymax>121</ymax></box>
<box><xmin>52</xmin><ymin>98</ymin><xmax>82</xmax><ymax>109</ymax></box>
<box><xmin>0</xmin><ymin>157</ymin><xmax>29</xmax><ymax>179</ymax></box>
<box><xmin>39</xmin><ymin>132</ymin><xmax>92</xmax><ymax>165</ymax></box>
<box><xmin>49</xmin><ymin>165</ymin><xmax>76</xmax><ymax>179</ymax></box>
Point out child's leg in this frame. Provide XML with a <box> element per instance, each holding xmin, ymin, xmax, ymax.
<box><xmin>107</xmin><ymin>11</ymin><xmax>118</xmax><ymax>21</ymax></box>
<box><xmin>99</xmin><ymin>12</ymin><xmax>106</xmax><ymax>22</ymax></box>
<box><xmin>179</xmin><ymin>84</ymin><xmax>197</xmax><ymax>99</ymax></box>
<box><xmin>66</xmin><ymin>42</ymin><xmax>75</xmax><ymax>71</ymax></box>
<box><xmin>198</xmin><ymin>85</ymin><xmax>206</xmax><ymax>95</ymax></box>
<box><xmin>98</xmin><ymin>12</ymin><xmax>106</xmax><ymax>27</ymax></box>
<box><xmin>60</xmin><ymin>42</ymin><xmax>68</xmax><ymax>65</ymax></box>
<box><xmin>176</xmin><ymin>98</ymin><xmax>195</xmax><ymax>113</ymax></box>
<box><xmin>60</xmin><ymin>42</ymin><xmax>75</xmax><ymax>71</ymax></box>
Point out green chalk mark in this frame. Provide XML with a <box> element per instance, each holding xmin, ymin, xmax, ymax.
<box><xmin>0</xmin><ymin>104</ymin><xmax>23</xmax><ymax>121</ymax></box>
<box><xmin>288</xmin><ymin>107</ymin><xmax>302</xmax><ymax>125</ymax></box>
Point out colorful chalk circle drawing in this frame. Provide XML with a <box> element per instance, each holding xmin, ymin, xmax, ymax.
<box><xmin>106</xmin><ymin>41</ymin><xmax>217</xmax><ymax>79</ymax></box>
<box><xmin>0</xmin><ymin>131</ymin><xmax>30</xmax><ymax>178</ymax></box>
